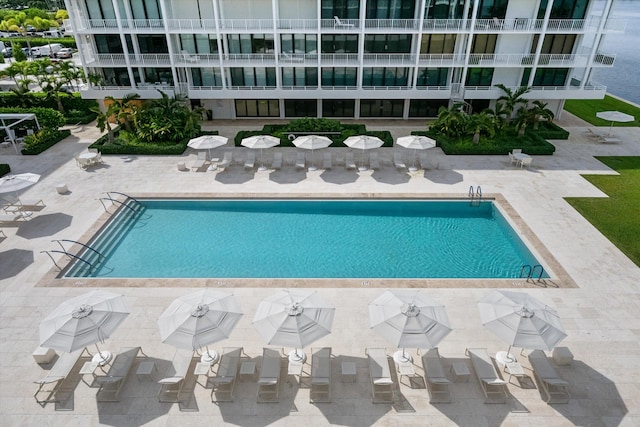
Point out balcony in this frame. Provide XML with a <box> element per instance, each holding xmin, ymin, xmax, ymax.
<box><xmin>218</xmin><ymin>19</ymin><xmax>274</xmax><ymax>31</ymax></box>
<box><xmin>418</xmin><ymin>53</ymin><xmax>465</xmax><ymax>66</ymax></box>
<box><xmin>422</xmin><ymin>19</ymin><xmax>466</xmax><ymax>32</ymax></box>
<box><xmin>364</xmin><ymin>19</ymin><xmax>419</xmax><ymax>31</ymax></box>
<box><xmin>319</xmin><ymin>53</ymin><xmax>359</xmax><ymax>66</ymax></box>
<box><xmin>320</xmin><ymin>18</ymin><xmax>360</xmax><ymax>32</ymax></box>
<box><xmin>465</xmin><ymin>53</ymin><xmax>615</xmax><ymax>68</ymax></box>
<box><xmin>221</xmin><ymin>53</ymin><xmax>276</xmax><ymax>66</ymax></box>
<box><xmin>362</xmin><ymin>53</ymin><xmax>415</xmax><ymax>66</ymax></box>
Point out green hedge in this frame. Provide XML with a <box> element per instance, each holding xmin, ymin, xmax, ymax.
<box><xmin>91</xmin><ymin>130</ymin><xmax>219</xmax><ymax>155</ymax></box>
<box><xmin>412</xmin><ymin>129</ymin><xmax>556</xmax><ymax>155</ymax></box>
<box><xmin>531</xmin><ymin>121</ymin><xmax>570</xmax><ymax>140</ymax></box>
<box><xmin>21</xmin><ymin>129</ymin><xmax>70</xmax><ymax>155</ymax></box>
<box><xmin>0</xmin><ymin>37</ymin><xmax>76</xmax><ymax>48</ymax></box>
<box><xmin>0</xmin><ymin>107</ymin><xmax>65</xmax><ymax>129</ymax></box>
<box><xmin>65</xmin><ymin>113</ymin><xmax>97</xmax><ymax>125</ymax></box>
<box><xmin>0</xmin><ymin>93</ymin><xmax>98</xmax><ymax>118</ymax></box>
<box><xmin>0</xmin><ymin>164</ymin><xmax>10</xmax><ymax>177</ymax></box>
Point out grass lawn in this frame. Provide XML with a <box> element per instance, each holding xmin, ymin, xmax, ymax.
<box><xmin>565</xmin><ymin>157</ymin><xmax>640</xmax><ymax>267</ymax></box>
<box><xmin>564</xmin><ymin>95</ymin><xmax>640</xmax><ymax>127</ymax></box>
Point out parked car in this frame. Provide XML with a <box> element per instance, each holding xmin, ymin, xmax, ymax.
<box><xmin>31</xmin><ymin>43</ymin><xmax>63</xmax><ymax>58</ymax></box>
<box><xmin>56</xmin><ymin>48</ymin><xmax>74</xmax><ymax>59</ymax></box>
<box><xmin>1</xmin><ymin>47</ymin><xmax>12</xmax><ymax>58</ymax></box>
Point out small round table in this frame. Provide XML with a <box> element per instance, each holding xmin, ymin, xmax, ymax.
<box><xmin>92</xmin><ymin>351</ymin><xmax>112</xmax><ymax>366</ymax></box>
<box><xmin>393</xmin><ymin>350</ymin><xmax>413</xmax><ymax>364</ymax></box>
<box><xmin>288</xmin><ymin>349</ymin><xmax>307</xmax><ymax>364</ymax></box>
<box><xmin>495</xmin><ymin>351</ymin><xmax>516</xmax><ymax>365</ymax></box>
<box><xmin>78</xmin><ymin>152</ymin><xmax>97</xmax><ymax>161</ymax></box>
<box><xmin>200</xmin><ymin>349</ymin><xmax>219</xmax><ymax>365</ymax></box>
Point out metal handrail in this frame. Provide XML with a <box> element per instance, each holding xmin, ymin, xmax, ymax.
<box><xmin>41</xmin><ymin>249</ymin><xmax>95</xmax><ymax>272</ymax></box>
<box><xmin>53</xmin><ymin>239</ymin><xmax>105</xmax><ymax>261</ymax></box>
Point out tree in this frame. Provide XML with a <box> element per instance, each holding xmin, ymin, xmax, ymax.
<box><xmin>431</xmin><ymin>104</ymin><xmax>468</xmax><ymax>138</ymax></box>
<box><xmin>105</xmin><ymin>93</ymin><xmax>140</xmax><ymax>132</ymax></box>
<box><xmin>466</xmin><ymin>111</ymin><xmax>496</xmax><ymax>144</ymax></box>
<box><xmin>514</xmin><ymin>107</ymin><xmax>536</xmax><ymax>137</ymax></box>
<box><xmin>495</xmin><ymin>83</ymin><xmax>531</xmax><ymax>124</ymax></box>
<box><xmin>134</xmin><ymin>90</ymin><xmax>202</xmax><ymax>143</ymax></box>
<box><xmin>92</xmin><ymin>103</ymin><xmax>119</xmax><ymax>144</ymax></box>
<box><xmin>0</xmin><ymin>12</ymin><xmax>34</xmax><ymax>54</ymax></box>
<box><xmin>529</xmin><ymin>100</ymin><xmax>554</xmax><ymax>130</ymax></box>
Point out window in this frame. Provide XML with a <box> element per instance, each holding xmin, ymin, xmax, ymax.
<box><xmin>366</xmin><ymin>0</ymin><xmax>415</xmax><ymax>19</ymax></box>
<box><xmin>360</xmin><ymin>100</ymin><xmax>404</xmax><ymax>117</ymax></box>
<box><xmin>86</xmin><ymin>0</ymin><xmax>116</xmax><ymax>19</ymax></box>
<box><xmin>425</xmin><ymin>0</ymin><xmax>464</xmax><ymax>19</ymax></box>
<box><xmin>420</xmin><ymin>34</ymin><xmax>456</xmax><ymax>54</ymax></box>
<box><xmin>137</xmin><ymin>35</ymin><xmax>168</xmax><ymax>53</ymax></box>
<box><xmin>235</xmin><ymin>100</ymin><xmax>280</xmax><ymax>117</ymax></box>
<box><xmin>227</xmin><ymin>34</ymin><xmax>274</xmax><ymax>54</ymax></box>
<box><xmin>471</xmin><ymin>34</ymin><xmax>497</xmax><ymax>54</ymax></box>
<box><xmin>130</xmin><ymin>0</ymin><xmax>161</xmax><ymax>19</ymax></box>
<box><xmin>409</xmin><ymin>99</ymin><xmax>449</xmax><ymax>117</ymax></box>
<box><xmin>416</xmin><ymin>68</ymin><xmax>448</xmax><ymax>86</ymax></box>
<box><xmin>95</xmin><ymin>35</ymin><xmax>123</xmax><ymax>54</ymax></box>
<box><xmin>285</xmin><ymin>100</ymin><xmax>317</xmax><ymax>117</ymax></box>
<box><xmin>281</xmin><ymin>34</ymin><xmax>317</xmax><ymax>54</ymax></box>
<box><xmin>321</xmin><ymin>0</ymin><xmax>360</xmax><ymax>19</ymax></box>
<box><xmin>282</xmin><ymin>67</ymin><xmax>318</xmax><ymax>87</ymax></box>
<box><xmin>229</xmin><ymin>68</ymin><xmax>276</xmax><ymax>86</ymax></box>
<box><xmin>191</xmin><ymin>68</ymin><xmax>223</xmax><ymax>87</ymax></box>
<box><xmin>142</xmin><ymin>68</ymin><xmax>172</xmax><ymax>84</ymax></box>
<box><xmin>362</xmin><ymin>67</ymin><xmax>409</xmax><ymax>86</ymax></box>
<box><xmin>465</xmin><ymin>68</ymin><xmax>494</xmax><ymax>86</ymax></box>
<box><xmin>531</xmin><ymin>34</ymin><xmax>576</xmax><ymax>55</ymax></box>
<box><xmin>321</xmin><ymin>68</ymin><xmax>357</xmax><ymax>86</ymax></box>
<box><xmin>530</xmin><ymin>68</ymin><xmax>569</xmax><ymax>86</ymax></box>
<box><xmin>321</xmin><ymin>35</ymin><xmax>358</xmax><ymax>53</ymax></box>
<box><xmin>180</xmin><ymin>34</ymin><xmax>218</xmax><ymax>54</ymax></box>
<box><xmin>475</xmin><ymin>0</ymin><xmax>507</xmax><ymax>19</ymax></box>
<box><xmin>538</xmin><ymin>0</ymin><xmax>588</xmax><ymax>19</ymax></box>
<box><xmin>322</xmin><ymin>99</ymin><xmax>355</xmax><ymax>117</ymax></box>
<box><xmin>101</xmin><ymin>68</ymin><xmax>130</xmax><ymax>86</ymax></box>
<box><xmin>364</xmin><ymin>35</ymin><xmax>412</xmax><ymax>53</ymax></box>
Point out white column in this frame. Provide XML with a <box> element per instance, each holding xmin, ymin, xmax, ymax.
<box><xmin>580</xmin><ymin>0</ymin><xmax>614</xmax><ymax>89</ymax></box>
<box><xmin>528</xmin><ymin>0</ymin><xmax>554</xmax><ymax>88</ymax></box>
<box><xmin>459</xmin><ymin>0</ymin><xmax>480</xmax><ymax>91</ymax></box>
<box><xmin>111</xmin><ymin>0</ymin><xmax>136</xmax><ymax>86</ymax></box>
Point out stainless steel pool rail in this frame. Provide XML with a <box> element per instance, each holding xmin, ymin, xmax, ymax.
<box><xmin>41</xmin><ymin>239</ymin><xmax>105</xmax><ymax>273</ymax></box>
<box><xmin>520</xmin><ymin>264</ymin><xmax>546</xmax><ymax>281</ymax></box>
<box><xmin>98</xmin><ymin>192</ymin><xmax>142</xmax><ymax>215</ymax></box>
<box><xmin>469</xmin><ymin>185</ymin><xmax>482</xmax><ymax>207</ymax></box>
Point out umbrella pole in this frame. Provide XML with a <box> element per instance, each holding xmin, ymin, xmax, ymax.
<box><xmin>414</xmin><ymin>148</ymin><xmax>418</xmax><ymax>170</ymax></box>
<box><xmin>506</xmin><ymin>345</ymin><xmax>514</xmax><ymax>362</ymax></box>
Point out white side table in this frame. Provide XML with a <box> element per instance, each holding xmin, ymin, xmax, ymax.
<box><xmin>239</xmin><ymin>361</ymin><xmax>256</xmax><ymax>381</ymax></box>
<box><xmin>341</xmin><ymin>361</ymin><xmax>357</xmax><ymax>383</ymax></box>
<box><xmin>194</xmin><ymin>362</ymin><xmax>212</xmax><ymax>387</ymax></box>
<box><xmin>33</xmin><ymin>347</ymin><xmax>56</xmax><ymax>364</ymax></box>
<box><xmin>450</xmin><ymin>362</ymin><xmax>470</xmax><ymax>382</ymax></box>
<box><xmin>80</xmin><ymin>361</ymin><xmax>99</xmax><ymax>386</ymax></box>
<box><xmin>552</xmin><ymin>347</ymin><xmax>574</xmax><ymax>365</ymax></box>
<box><xmin>504</xmin><ymin>361</ymin><xmax>526</xmax><ymax>384</ymax></box>
<box><xmin>136</xmin><ymin>360</ymin><xmax>156</xmax><ymax>381</ymax></box>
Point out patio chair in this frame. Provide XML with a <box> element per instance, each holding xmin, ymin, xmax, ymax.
<box><xmin>366</xmin><ymin>348</ymin><xmax>395</xmax><ymax>404</ymax></box>
<box><xmin>322</xmin><ymin>152</ymin><xmax>332</xmax><ymax>170</ymax></box>
<box><xmin>345</xmin><ymin>152</ymin><xmax>356</xmax><ymax>170</ymax></box>
<box><xmin>191</xmin><ymin>151</ymin><xmax>209</xmax><ymax>172</ymax></box>
<box><xmin>1</xmin><ymin>194</ymin><xmax>45</xmax><ymax>212</ymax></box>
<box><xmin>158</xmin><ymin>349</ymin><xmax>196</xmax><ymax>403</ymax></box>
<box><xmin>334</xmin><ymin>16</ymin><xmax>354</xmax><ymax>27</ymax></box>
<box><xmin>217</xmin><ymin>151</ymin><xmax>233</xmax><ymax>169</ymax></box>
<box><xmin>34</xmin><ymin>347</ymin><xmax>90</xmax><ymax>406</ymax></box>
<box><xmin>257</xmin><ymin>348</ymin><xmax>281</xmax><ymax>403</ymax></box>
<box><xmin>211</xmin><ymin>347</ymin><xmax>242</xmax><ymax>402</ymax></box>
<box><xmin>419</xmin><ymin>152</ymin><xmax>429</xmax><ymax>170</ymax></box>
<box><xmin>0</xmin><ymin>212</ymin><xmax>32</xmax><ymax>224</ymax></box>
<box><xmin>421</xmin><ymin>348</ymin><xmax>452</xmax><ymax>403</ymax></box>
<box><xmin>181</xmin><ymin>50</ymin><xmax>199</xmax><ymax>63</ymax></box>
<box><xmin>310</xmin><ymin>347</ymin><xmax>332</xmax><ymax>403</ymax></box>
<box><xmin>465</xmin><ymin>348</ymin><xmax>508</xmax><ymax>403</ymax></box>
<box><xmin>512</xmin><ymin>148</ymin><xmax>522</xmax><ymax>154</ymax></box>
<box><xmin>518</xmin><ymin>157</ymin><xmax>532</xmax><ymax>168</ymax></box>
<box><xmin>528</xmin><ymin>350</ymin><xmax>570</xmax><ymax>404</ymax></box>
<box><xmin>96</xmin><ymin>347</ymin><xmax>146</xmax><ymax>402</ymax></box>
<box><xmin>295</xmin><ymin>151</ymin><xmax>306</xmax><ymax>170</ymax></box>
<box><xmin>244</xmin><ymin>151</ymin><xmax>256</xmax><ymax>170</ymax></box>
<box><xmin>393</xmin><ymin>152</ymin><xmax>406</xmax><ymax>170</ymax></box>
<box><xmin>271</xmin><ymin>152</ymin><xmax>283</xmax><ymax>170</ymax></box>
<box><xmin>508</xmin><ymin>152</ymin><xmax>517</xmax><ymax>165</ymax></box>
<box><xmin>369</xmin><ymin>152</ymin><xmax>380</xmax><ymax>170</ymax></box>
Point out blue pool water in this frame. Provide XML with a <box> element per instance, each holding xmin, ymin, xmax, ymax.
<box><xmin>67</xmin><ymin>199</ymin><xmax>546</xmax><ymax>279</ymax></box>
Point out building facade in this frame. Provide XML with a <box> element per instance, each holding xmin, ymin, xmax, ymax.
<box><xmin>64</xmin><ymin>0</ymin><xmax>624</xmax><ymax>119</ymax></box>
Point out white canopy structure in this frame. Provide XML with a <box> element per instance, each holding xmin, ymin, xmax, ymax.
<box><xmin>0</xmin><ymin>113</ymin><xmax>41</xmax><ymax>155</ymax></box>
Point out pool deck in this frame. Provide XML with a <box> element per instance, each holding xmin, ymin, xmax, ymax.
<box><xmin>1</xmin><ymin>113</ymin><xmax>639</xmax><ymax>426</ymax></box>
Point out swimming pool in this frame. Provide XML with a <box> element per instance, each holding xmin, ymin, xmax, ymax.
<box><xmin>65</xmin><ymin>199</ymin><xmax>547</xmax><ymax>279</ymax></box>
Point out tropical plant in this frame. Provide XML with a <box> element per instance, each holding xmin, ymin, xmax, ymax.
<box><xmin>529</xmin><ymin>100</ymin><xmax>554</xmax><ymax>130</ymax></box>
<box><xmin>430</xmin><ymin>104</ymin><xmax>468</xmax><ymax>138</ymax></box>
<box><xmin>514</xmin><ymin>107</ymin><xmax>536</xmax><ymax>137</ymax></box>
<box><xmin>495</xmin><ymin>83</ymin><xmax>531</xmax><ymax>124</ymax></box>
<box><xmin>484</xmin><ymin>102</ymin><xmax>509</xmax><ymax>130</ymax></box>
<box><xmin>133</xmin><ymin>90</ymin><xmax>202</xmax><ymax>143</ymax></box>
<box><xmin>105</xmin><ymin>93</ymin><xmax>140</xmax><ymax>132</ymax></box>
<box><xmin>0</xmin><ymin>12</ymin><xmax>34</xmax><ymax>53</ymax></box>
<box><xmin>91</xmin><ymin>103</ymin><xmax>119</xmax><ymax>144</ymax></box>
<box><xmin>466</xmin><ymin>111</ymin><xmax>496</xmax><ymax>144</ymax></box>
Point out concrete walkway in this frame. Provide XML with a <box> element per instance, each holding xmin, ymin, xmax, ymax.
<box><xmin>0</xmin><ymin>116</ymin><xmax>639</xmax><ymax>426</ymax></box>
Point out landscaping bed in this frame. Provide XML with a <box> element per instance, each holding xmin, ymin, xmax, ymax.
<box><xmin>91</xmin><ymin>129</ymin><xmax>219</xmax><ymax>155</ymax></box>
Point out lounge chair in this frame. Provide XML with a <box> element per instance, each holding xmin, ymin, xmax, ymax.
<box><xmin>528</xmin><ymin>350</ymin><xmax>570</xmax><ymax>404</ymax></box>
<box><xmin>1</xmin><ymin>194</ymin><xmax>45</xmax><ymax>212</ymax></box>
<box><xmin>271</xmin><ymin>152</ymin><xmax>283</xmax><ymax>170</ymax></box>
<box><xmin>322</xmin><ymin>152</ymin><xmax>332</xmax><ymax>170</ymax></box>
<box><xmin>393</xmin><ymin>152</ymin><xmax>406</xmax><ymax>170</ymax></box>
<box><xmin>257</xmin><ymin>348</ymin><xmax>281</xmax><ymax>403</ymax></box>
<box><xmin>158</xmin><ymin>349</ymin><xmax>196</xmax><ymax>403</ymax></box>
<box><xmin>34</xmin><ymin>347</ymin><xmax>90</xmax><ymax>406</ymax></box>
<box><xmin>310</xmin><ymin>347</ymin><xmax>332</xmax><ymax>403</ymax></box>
<box><xmin>421</xmin><ymin>348</ymin><xmax>451</xmax><ymax>403</ymax></box>
<box><xmin>191</xmin><ymin>151</ymin><xmax>209</xmax><ymax>171</ymax></box>
<box><xmin>181</xmin><ymin>50</ymin><xmax>199</xmax><ymax>63</ymax></box>
<box><xmin>345</xmin><ymin>152</ymin><xmax>356</xmax><ymax>170</ymax></box>
<box><xmin>0</xmin><ymin>212</ymin><xmax>31</xmax><ymax>224</ymax></box>
<box><xmin>334</xmin><ymin>16</ymin><xmax>354</xmax><ymax>27</ymax></box>
<box><xmin>419</xmin><ymin>152</ymin><xmax>429</xmax><ymax>170</ymax></box>
<box><xmin>465</xmin><ymin>348</ymin><xmax>508</xmax><ymax>403</ymax></box>
<box><xmin>295</xmin><ymin>151</ymin><xmax>306</xmax><ymax>170</ymax></box>
<box><xmin>244</xmin><ymin>151</ymin><xmax>256</xmax><ymax>170</ymax></box>
<box><xmin>217</xmin><ymin>151</ymin><xmax>233</xmax><ymax>169</ymax></box>
<box><xmin>366</xmin><ymin>348</ymin><xmax>395</xmax><ymax>404</ymax></box>
<box><xmin>96</xmin><ymin>347</ymin><xmax>146</xmax><ymax>402</ymax></box>
<box><xmin>211</xmin><ymin>347</ymin><xmax>242</xmax><ymax>402</ymax></box>
<box><xmin>369</xmin><ymin>152</ymin><xmax>380</xmax><ymax>170</ymax></box>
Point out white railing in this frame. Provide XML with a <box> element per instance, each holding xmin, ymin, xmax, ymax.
<box><xmin>85</xmin><ymin>19</ymin><xmax>119</xmax><ymax>30</ymax></box>
<box><xmin>361</xmin><ymin>86</ymin><xmax>413</xmax><ymax>90</ymax></box>
<box><xmin>422</xmin><ymin>19</ymin><xmax>466</xmax><ymax>31</ymax></box>
<box><xmin>126</xmin><ymin>19</ymin><xmax>164</xmax><ymax>29</ymax></box>
<box><xmin>464</xmin><ymin>53</ymin><xmax>614</xmax><ymax>67</ymax></box>
<box><xmin>362</xmin><ymin>53</ymin><xmax>416</xmax><ymax>65</ymax></box>
<box><xmin>189</xmin><ymin>86</ymin><xmax>224</xmax><ymax>91</ymax></box>
<box><xmin>166</xmin><ymin>19</ymin><xmax>217</xmax><ymax>31</ymax></box>
<box><xmin>277</xmin><ymin>19</ymin><xmax>318</xmax><ymax>30</ymax></box>
<box><xmin>221</xmin><ymin>53</ymin><xmax>276</xmax><ymax>64</ymax></box>
<box><xmin>127</xmin><ymin>53</ymin><xmax>172</xmax><ymax>65</ymax></box>
<box><xmin>364</xmin><ymin>19</ymin><xmax>418</xmax><ymax>30</ymax></box>
<box><xmin>319</xmin><ymin>53</ymin><xmax>359</xmax><ymax>65</ymax></box>
<box><xmin>218</xmin><ymin>19</ymin><xmax>274</xmax><ymax>31</ymax></box>
<box><xmin>278</xmin><ymin>53</ymin><xmax>319</xmax><ymax>64</ymax></box>
<box><xmin>418</xmin><ymin>53</ymin><xmax>465</xmax><ymax>66</ymax></box>
<box><xmin>415</xmin><ymin>85</ymin><xmax>451</xmax><ymax>91</ymax></box>
<box><xmin>226</xmin><ymin>86</ymin><xmax>278</xmax><ymax>91</ymax></box>
<box><xmin>320</xmin><ymin>19</ymin><xmax>360</xmax><ymax>29</ymax></box>
<box><xmin>539</xmin><ymin>19</ymin><xmax>587</xmax><ymax>32</ymax></box>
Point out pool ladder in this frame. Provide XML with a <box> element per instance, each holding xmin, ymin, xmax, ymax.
<box><xmin>98</xmin><ymin>191</ymin><xmax>143</xmax><ymax>215</ymax></box>
<box><xmin>469</xmin><ymin>185</ymin><xmax>482</xmax><ymax>207</ymax></box>
<box><xmin>41</xmin><ymin>239</ymin><xmax>105</xmax><ymax>273</ymax></box>
<box><xmin>520</xmin><ymin>264</ymin><xmax>545</xmax><ymax>281</ymax></box>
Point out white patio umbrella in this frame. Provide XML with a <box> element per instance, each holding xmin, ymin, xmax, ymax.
<box><xmin>0</xmin><ymin>173</ymin><xmax>40</xmax><ymax>194</ymax></box>
<box><xmin>343</xmin><ymin>135</ymin><xmax>384</xmax><ymax>171</ymax></box>
<box><xmin>292</xmin><ymin>135</ymin><xmax>332</xmax><ymax>171</ymax></box>
<box><xmin>158</xmin><ymin>289</ymin><xmax>243</xmax><ymax>363</ymax></box>
<box><xmin>39</xmin><ymin>290</ymin><xmax>129</xmax><ymax>364</ymax></box>
<box><xmin>187</xmin><ymin>135</ymin><xmax>228</xmax><ymax>170</ymax></box>
<box><xmin>369</xmin><ymin>290</ymin><xmax>452</xmax><ymax>363</ymax></box>
<box><xmin>478</xmin><ymin>290</ymin><xmax>567</xmax><ymax>362</ymax></box>
<box><xmin>241</xmin><ymin>135</ymin><xmax>281</xmax><ymax>171</ymax></box>
<box><xmin>396</xmin><ymin>135</ymin><xmax>436</xmax><ymax>172</ymax></box>
<box><xmin>596</xmin><ymin>111</ymin><xmax>635</xmax><ymax>135</ymax></box>
<box><xmin>253</xmin><ymin>289</ymin><xmax>335</xmax><ymax>362</ymax></box>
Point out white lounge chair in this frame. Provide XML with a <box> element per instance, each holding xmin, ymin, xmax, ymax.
<box><xmin>310</xmin><ymin>347</ymin><xmax>332</xmax><ymax>403</ymax></box>
<box><xmin>508</xmin><ymin>152</ymin><xmax>517</xmax><ymax>165</ymax></box>
<box><xmin>217</xmin><ymin>151</ymin><xmax>233</xmax><ymax>169</ymax></box>
<box><xmin>393</xmin><ymin>152</ymin><xmax>406</xmax><ymax>170</ymax></box>
<box><xmin>465</xmin><ymin>348</ymin><xmax>508</xmax><ymax>403</ymax></box>
<box><xmin>191</xmin><ymin>151</ymin><xmax>209</xmax><ymax>171</ymax></box>
<box><xmin>295</xmin><ymin>151</ymin><xmax>306</xmax><ymax>170</ymax></box>
<box><xmin>211</xmin><ymin>347</ymin><xmax>242</xmax><ymax>402</ymax></box>
<box><xmin>369</xmin><ymin>152</ymin><xmax>380</xmax><ymax>170</ymax></box>
<box><xmin>158</xmin><ymin>349</ymin><xmax>196</xmax><ymax>403</ymax></box>
<box><xmin>334</xmin><ymin>16</ymin><xmax>354</xmax><ymax>27</ymax></box>
<box><xmin>421</xmin><ymin>348</ymin><xmax>451</xmax><ymax>403</ymax></box>
<box><xmin>34</xmin><ymin>347</ymin><xmax>90</xmax><ymax>406</ymax></box>
<box><xmin>345</xmin><ymin>152</ymin><xmax>356</xmax><ymax>170</ymax></box>
<box><xmin>419</xmin><ymin>152</ymin><xmax>429</xmax><ymax>170</ymax></box>
<box><xmin>96</xmin><ymin>347</ymin><xmax>146</xmax><ymax>402</ymax></box>
<box><xmin>271</xmin><ymin>152</ymin><xmax>283</xmax><ymax>170</ymax></box>
<box><xmin>528</xmin><ymin>350</ymin><xmax>570</xmax><ymax>404</ymax></box>
<box><xmin>244</xmin><ymin>151</ymin><xmax>256</xmax><ymax>170</ymax></box>
<box><xmin>366</xmin><ymin>348</ymin><xmax>395</xmax><ymax>404</ymax></box>
<box><xmin>322</xmin><ymin>152</ymin><xmax>332</xmax><ymax>170</ymax></box>
<box><xmin>257</xmin><ymin>348</ymin><xmax>281</xmax><ymax>403</ymax></box>
<box><xmin>0</xmin><ymin>212</ymin><xmax>31</xmax><ymax>224</ymax></box>
<box><xmin>181</xmin><ymin>50</ymin><xmax>199</xmax><ymax>63</ymax></box>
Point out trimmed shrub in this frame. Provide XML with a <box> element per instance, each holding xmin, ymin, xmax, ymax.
<box><xmin>412</xmin><ymin>129</ymin><xmax>556</xmax><ymax>155</ymax></box>
<box><xmin>0</xmin><ymin>37</ymin><xmax>76</xmax><ymax>49</ymax></box>
<box><xmin>0</xmin><ymin>93</ymin><xmax>98</xmax><ymax>118</ymax></box>
<box><xmin>21</xmin><ymin>129</ymin><xmax>70</xmax><ymax>155</ymax></box>
<box><xmin>0</xmin><ymin>164</ymin><xmax>10</xmax><ymax>177</ymax></box>
<box><xmin>91</xmin><ymin>129</ymin><xmax>219</xmax><ymax>155</ymax></box>
<box><xmin>530</xmin><ymin>121</ymin><xmax>570</xmax><ymax>140</ymax></box>
<box><xmin>0</xmin><ymin>107</ymin><xmax>65</xmax><ymax>129</ymax></box>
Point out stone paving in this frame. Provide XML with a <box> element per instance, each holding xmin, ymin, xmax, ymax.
<box><xmin>0</xmin><ymin>113</ymin><xmax>639</xmax><ymax>426</ymax></box>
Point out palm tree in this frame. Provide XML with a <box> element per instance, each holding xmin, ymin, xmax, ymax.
<box><xmin>91</xmin><ymin>103</ymin><xmax>119</xmax><ymax>144</ymax></box>
<box><xmin>466</xmin><ymin>111</ymin><xmax>496</xmax><ymax>144</ymax></box>
<box><xmin>0</xmin><ymin>12</ymin><xmax>34</xmax><ymax>55</ymax></box>
<box><xmin>495</xmin><ymin>83</ymin><xmax>531</xmax><ymax>124</ymax></box>
<box><xmin>432</xmin><ymin>104</ymin><xmax>468</xmax><ymax>138</ymax></box>
<box><xmin>105</xmin><ymin>93</ymin><xmax>140</xmax><ymax>132</ymax></box>
<box><xmin>529</xmin><ymin>100</ymin><xmax>554</xmax><ymax>130</ymax></box>
<box><xmin>514</xmin><ymin>107</ymin><xmax>536</xmax><ymax>137</ymax></box>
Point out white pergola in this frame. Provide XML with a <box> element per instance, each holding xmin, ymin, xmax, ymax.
<box><xmin>1</xmin><ymin>113</ymin><xmax>41</xmax><ymax>155</ymax></box>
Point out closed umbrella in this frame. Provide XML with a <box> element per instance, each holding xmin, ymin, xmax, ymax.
<box><xmin>343</xmin><ymin>135</ymin><xmax>384</xmax><ymax>171</ymax></box>
<box><xmin>396</xmin><ymin>136</ymin><xmax>436</xmax><ymax>172</ymax></box>
<box><xmin>369</xmin><ymin>290</ymin><xmax>451</xmax><ymax>363</ymax></box>
<box><xmin>595</xmin><ymin>111</ymin><xmax>635</xmax><ymax>135</ymax></box>
<box><xmin>187</xmin><ymin>135</ymin><xmax>228</xmax><ymax>170</ymax></box>
<box><xmin>253</xmin><ymin>289</ymin><xmax>335</xmax><ymax>362</ymax></box>
<box><xmin>478</xmin><ymin>290</ymin><xmax>566</xmax><ymax>362</ymax></box>
<box><xmin>241</xmin><ymin>135</ymin><xmax>280</xmax><ymax>171</ymax></box>
<box><xmin>39</xmin><ymin>290</ymin><xmax>129</xmax><ymax>364</ymax></box>
<box><xmin>292</xmin><ymin>135</ymin><xmax>332</xmax><ymax>171</ymax></box>
<box><xmin>158</xmin><ymin>289</ymin><xmax>243</xmax><ymax>363</ymax></box>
